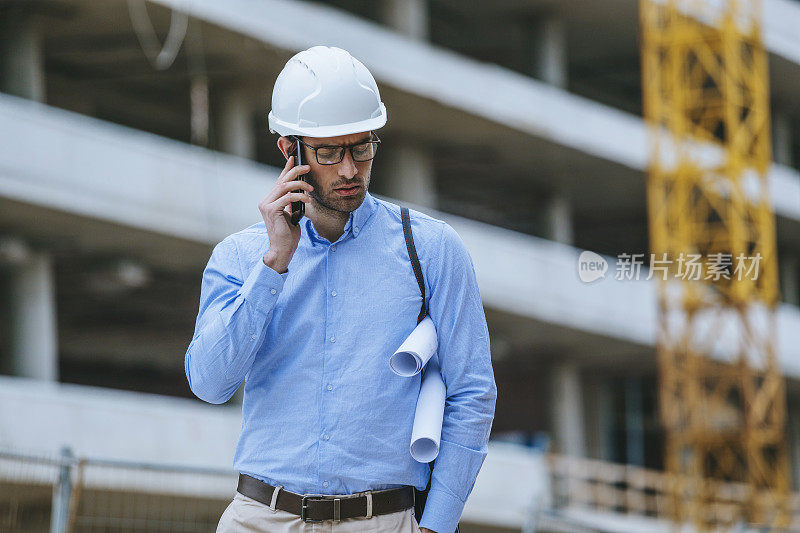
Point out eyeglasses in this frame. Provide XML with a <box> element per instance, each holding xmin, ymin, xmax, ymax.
<box><xmin>293</xmin><ymin>134</ymin><xmax>381</xmax><ymax>165</ymax></box>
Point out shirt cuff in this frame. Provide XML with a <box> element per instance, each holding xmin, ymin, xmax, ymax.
<box><xmin>418</xmin><ymin>487</ymin><xmax>464</xmax><ymax>533</ymax></box>
<box><xmin>238</xmin><ymin>256</ymin><xmax>287</xmax><ymax>316</ymax></box>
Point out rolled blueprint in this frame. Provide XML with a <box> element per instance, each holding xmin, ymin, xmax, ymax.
<box><xmin>410</xmin><ymin>361</ymin><xmax>446</xmax><ymax>463</ymax></box>
<box><xmin>389</xmin><ymin>316</ymin><xmax>437</xmax><ymax>377</ymax></box>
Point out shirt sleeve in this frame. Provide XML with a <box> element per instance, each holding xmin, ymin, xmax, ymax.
<box><xmin>184</xmin><ymin>236</ymin><xmax>288</xmax><ymax>404</ymax></box>
<box><xmin>418</xmin><ymin>222</ymin><xmax>497</xmax><ymax>533</ymax></box>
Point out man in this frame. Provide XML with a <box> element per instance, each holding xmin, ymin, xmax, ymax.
<box><xmin>185</xmin><ymin>46</ymin><xmax>496</xmax><ymax>533</ymax></box>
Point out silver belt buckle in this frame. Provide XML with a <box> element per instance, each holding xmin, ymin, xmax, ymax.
<box><xmin>300</xmin><ymin>495</ymin><xmax>324</xmax><ymax>523</ymax></box>
<box><xmin>300</xmin><ymin>494</ymin><xmax>342</xmax><ymax>523</ymax></box>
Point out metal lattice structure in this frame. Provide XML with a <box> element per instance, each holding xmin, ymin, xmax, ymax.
<box><xmin>639</xmin><ymin>0</ymin><xmax>790</xmax><ymax>529</ymax></box>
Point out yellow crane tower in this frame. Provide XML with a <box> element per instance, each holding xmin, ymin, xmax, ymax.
<box><xmin>639</xmin><ymin>0</ymin><xmax>790</xmax><ymax>530</ymax></box>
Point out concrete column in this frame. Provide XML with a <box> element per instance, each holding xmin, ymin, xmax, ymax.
<box><xmin>624</xmin><ymin>376</ymin><xmax>645</xmax><ymax>466</ymax></box>
<box><xmin>190</xmin><ymin>75</ymin><xmax>209</xmax><ymax>147</ymax></box>
<box><xmin>592</xmin><ymin>376</ymin><xmax>617</xmax><ymax>461</ymax></box>
<box><xmin>772</xmin><ymin>111</ymin><xmax>793</xmax><ymax>168</ymax></box>
<box><xmin>781</xmin><ymin>255</ymin><xmax>799</xmax><ymax>306</ymax></box>
<box><xmin>382</xmin><ymin>142</ymin><xmax>437</xmax><ymax>208</ymax></box>
<box><xmin>545</xmin><ymin>193</ymin><xmax>574</xmax><ymax>245</ymax></box>
<box><xmin>217</xmin><ymin>88</ymin><xmax>256</xmax><ymax>159</ymax></box>
<box><xmin>0</xmin><ymin>8</ymin><xmax>45</xmax><ymax>102</ymax></box>
<box><xmin>583</xmin><ymin>376</ymin><xmax>603</xmax><ymax>459</ymax></box>
<box><xmin>381</xmin><ymin>0</ymin><xmax>428</xmax><ymax>40</ymax></box>
<box><xmin>9</xmin><ymin>251</ymin><xmax>59</xmax><ymax>381</ymax></box>
<box><xmin>528</xmin><ymin>14</ymin><xmax>568</xmax><ymax>89</ymax></box>
<box><xmin>551</xmin><ymin>361</ymin><xmax>586</xmax><ymax>457</ymax></box>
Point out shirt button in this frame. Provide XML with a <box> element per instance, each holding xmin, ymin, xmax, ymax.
<box><xmin>323</xmin><ymin>434</ymin><xmax>330</xmax><ymax>441</ymax></box>
<box><xmin>331</xmin><ymin>245</ymin><xmax>337</xmax><ymax>252</ymax></box>
<box><xmin>354</xmin><ymin>226</ymin><xmax>359</xmax><ymax>234</ymax></box>
<box><xmin>251</xmin><ymin>333</ymin><xmax>257</xmax><ymax>340</ymax></box>
<box><xmin>330</xmin><ymin>336</ymin><xmax>335</xmax><ymax>343</ymax></box>
<box><xmin>331</xmin><ymin>290</ymin><xmax>337</xmax><ymax>297</ymax></box>
<box><xmin>326</xmin><ymin>384</ymin><xmax>333</xmax><ymax>391</ymax></box>
<box><xmin>270</xmin><ymin>288</ymin><xmax>277</xmax><ymax>295</ymax></box>
<box><xmin>323</xmin><ymin>481</ymin><xmax>329</xmax><ymax>488</ymax></box>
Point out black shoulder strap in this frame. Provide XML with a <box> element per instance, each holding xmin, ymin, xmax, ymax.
<box><xmin>401</xmin><ymin>207</ymin><xmax>427</xmax><ymax>324</ymax></box>
<box><xmin>401</xmin><ymin>206</ymin><xmax>459</xmax><ymax>533</ymax></box>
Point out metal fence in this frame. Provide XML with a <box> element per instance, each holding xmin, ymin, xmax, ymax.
<box><xmin>8</xmin><ymin>447</ymin><xmax>800</xmax><ymax>533</ymax></box>
<box><xmin>1</xmin><ymin>448</ymin><xmax>237</xmax><ymax>533</ymax></box>
<box><xmin>548</xmin><ymin>453</ymin><xmax>800</xmax><ymax>531</ymax></box>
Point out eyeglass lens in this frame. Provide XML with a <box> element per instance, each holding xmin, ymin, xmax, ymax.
<box><xmin>315</xmin><ymin>142</ymin><xmax>378</xmax><ymax>165</ymax></box>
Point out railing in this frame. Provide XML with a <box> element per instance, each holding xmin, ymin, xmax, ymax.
<box><xmin>5</xmin><ymin>446</ymin><xmax>800</xmax><ymax>533</ymax></box>
<box><xmin>1</xmin><ymin>448</ymin><xmax>237</xmax><ymax>533</ymax></box>
<box><xmin>548</xmin><ymin>453</ymin><xmax>800</xmax><ymax>531</ymax></box>
<box><xmin>0</xmin><ymin>449</ymin><xmax>60</xmax><ymax>533</ymax></box>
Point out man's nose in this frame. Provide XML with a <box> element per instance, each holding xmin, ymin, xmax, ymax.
<box><xmin>337</xmin><ymin>149</ymin><xmax>358</xmax><ymax>178</ymax></box>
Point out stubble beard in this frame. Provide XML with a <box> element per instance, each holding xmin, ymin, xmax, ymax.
<box><xmin>305</xmin><ymin>171</ymin><xmax>369</xmax><ymax>215</ymax></box>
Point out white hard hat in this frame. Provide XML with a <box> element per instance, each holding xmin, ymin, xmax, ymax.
<box><xmin>268</xmin><ymin>46</ymin><xmax>387</xmax><ymax>138</ymax></box>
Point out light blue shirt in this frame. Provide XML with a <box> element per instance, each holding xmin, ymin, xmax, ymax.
<box><xmin>185</xmin><ymin>191</ymin><xmax>496</xmax><ymax>533</ymax></box>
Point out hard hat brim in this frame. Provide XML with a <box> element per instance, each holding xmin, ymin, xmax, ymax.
<box><xmin>268</xmin><ymin>105</ymin><xmax>387</xmax><ymax>138</ymax></box>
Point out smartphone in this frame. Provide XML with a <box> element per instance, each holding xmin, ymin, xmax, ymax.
<box><xmin>290</xmin><ymin>138</ymin><xmax>308</xmax><ymax>225</ymax></box>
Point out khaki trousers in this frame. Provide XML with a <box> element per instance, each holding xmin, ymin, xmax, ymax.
<box><xmin>216</xmin><ymin>491</ymin><xmax>422</xmax><ymax>533</ymax></box>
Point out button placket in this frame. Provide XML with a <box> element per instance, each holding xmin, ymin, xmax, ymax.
<box><xmin>320</xmin><ymin>242</ymin><xmax>335</xmax><ymax>479</ymax></box>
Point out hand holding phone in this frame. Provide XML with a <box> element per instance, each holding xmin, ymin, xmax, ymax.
<box><xmin>257</xmin><ymin>154</ymin><xmax>312</xmax><ymax>274</ymax></box>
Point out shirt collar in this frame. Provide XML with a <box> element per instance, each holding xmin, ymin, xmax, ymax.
<box><xmin>304</xmin><ymin>191</ymin><xmax>378</xmax><ymax>247</ymax></box>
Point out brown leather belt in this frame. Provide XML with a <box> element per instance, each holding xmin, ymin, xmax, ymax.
<box><xmin>236</xmin><ymin>473</ymin><xmax>415</xmax><ymax>523</ymax></box>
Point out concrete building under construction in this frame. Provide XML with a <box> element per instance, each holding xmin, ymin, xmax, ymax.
<box><xmin>1</xmin><ymin>0</ymin><xmax>799</xmax><ymax>531</ymax></box>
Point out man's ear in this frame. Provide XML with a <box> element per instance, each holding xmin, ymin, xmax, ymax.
<box><xmin>276</xmin><ymin>136</ymin><xmax>295</xmax><ymax>160</ymax></box>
